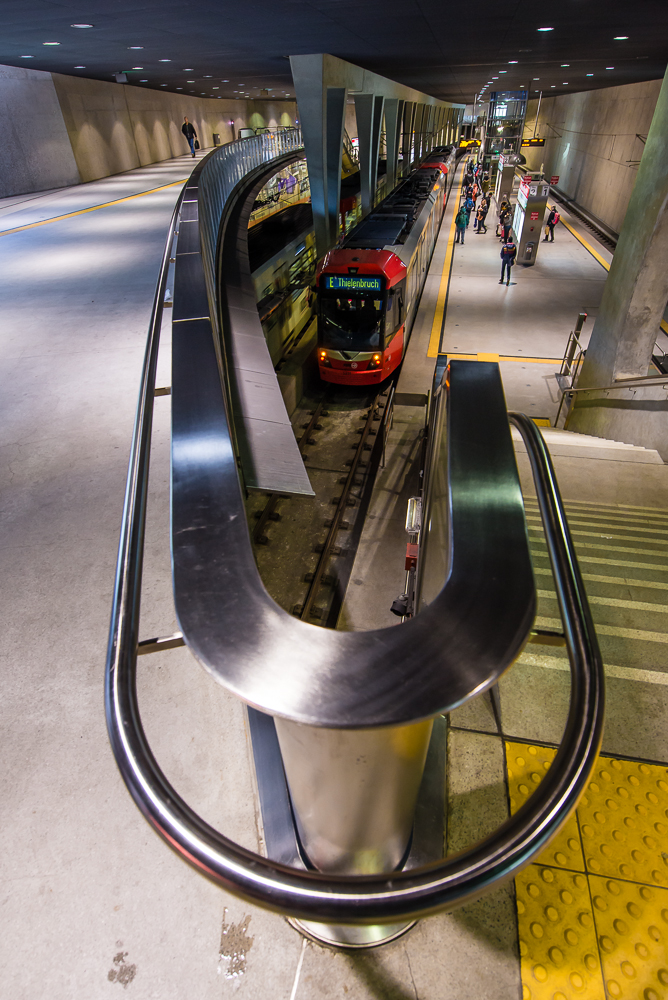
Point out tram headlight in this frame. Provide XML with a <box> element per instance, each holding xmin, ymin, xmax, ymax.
<box><xmin>368</xmin><ymin>353</ymin><xmax>382</xmax><ymax>369</ymax></box>
<box><xmin>319</xmin><ymin>350</ymin><xmax>331</xmax><ymax>367</ymax></box>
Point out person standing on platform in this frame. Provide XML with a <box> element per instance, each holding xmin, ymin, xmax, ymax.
<box><xmin>464</xmin><ymin>193</ymin><xmax>474</xmax><ymax>226</ymax></box>
<box><xmin>543</xmin><ymin>207</ymin><xmax>560</xmax><ymax>242</ymax></box>
<box><xmin>474</xmin><ymin>204</ymin><xmax>486</xmax><ymax>233</ymax></box>
<box><xmin>182</xmin><ymin>117</ymin><xmax>198</xmax><ymax>157</ymax></box>
<box><xmin>455</xmin><ymin>203</ymin><xmax>469</xmax><ymax>244</ymax></box>
<box><xmin>499</xmin><ymin>239</ymin><xmax>517</xmax><ymax>285</ymax></box>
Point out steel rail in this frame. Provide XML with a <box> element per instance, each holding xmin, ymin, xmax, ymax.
<box><xmin>106</xmin><ymin>337</ymin><xmax>604</xmax><ymax>922</ymax></box>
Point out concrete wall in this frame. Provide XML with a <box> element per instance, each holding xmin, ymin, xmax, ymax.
<box><xmin>0</xmin><ymin>64</ymin><xmax>80</xmax><ymax>195</ymax></box>
<box><xmin>0</xmin><ymin>62</ymin><xmax>298</xmax><ymax>196</ymax></box>
<box><xmin>523</xmin><ymin>79</ymin><xmax>662</xmax><ymax>235</ymax></box>
<box><xmin>567</xmin><ymin>385</ymin><xmax>668</xmax><ymax>461</ymax></box>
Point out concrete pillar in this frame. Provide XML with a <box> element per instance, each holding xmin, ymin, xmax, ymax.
<box><xmin>290</xmin><ymin>55</ymin><xmax>346</xmax><ymax>258</ymax></box>
<box><xmin>356</xmin><ymin>93</ymin><xmax>385</xmax><ymax>216</ymax></box>
<box><xmin>384</xmin><ymin>98</ymin><xmax>404</xmax><ymax>193</ymax></box>
<box><xmin>573</xmin><ymin>68</ymin><xmax>668</xmax><ymax>389</ymax></box>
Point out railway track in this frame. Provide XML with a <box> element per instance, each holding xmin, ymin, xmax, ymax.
<box><xmin>247</xmin><ymin>385</ymin><xmax>395</xmax><ymax>629</ymax></box>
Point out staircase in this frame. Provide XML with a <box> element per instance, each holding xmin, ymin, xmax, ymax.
<box><xmin>512</xmin><ymin>426</ymin><xmax>664</xmax><ymax>464</ymax></box>
<box><xmin>504</xmin><ymin>425</ymin><xmax>668</xmax><ymax>759</ymax></box>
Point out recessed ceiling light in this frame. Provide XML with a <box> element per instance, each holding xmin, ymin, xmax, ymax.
<box><xmin>161</xmin><ymin>83</ymin><xmax>167</xmax><ymax>86</ymax></box>
<box><xmin>499</xmin><ymin>71</ymin><xmax>507</xmax><ymax>74</ymax></box>
<box><xmin>203</xmin><ymin>75</ymin><xmax>212</xmax><ymax>78</ymax></box>
<box><xmin>563</xmin><ymin>82</ymin><xmax>569</xmax><ymax>85</ymax></box>
<box><xmin>533</xmin><ymin>77</ymin><xmax>540</xmax><ymax>80</ymax></box>
<box><xmin>71</xmin><ymin>23</ymin><xmax>94</xmax><ymax>28</ymax></box>
<box><xmin>159</xmin><ymin>59</ymin><xmax>171</xmax><ymax>62</ymax></box>
<box><xmin>20</xmin><ymin>55</ymin><xmax>34</xmax><ymax>58</ymax></box>
<box><xmin>43</xmin><ymin>41</ymin><xmax>60</xmax><ymax>45</ymax></box>
<box><xmin>561</xmin><ymin>64</ymin><xmax>570</xmax><ymax>67</ymax></box>
<box><xmin>537</xmin><ymin>27</ymin><xmax>554</xmax><ymax>32</ymax></box>
<box><xmin>140</xmin><ymin>79</ymin><xmax>148</xmax><ymax>82</ymax></box>
<box><xmin>132</xmin><ymin>67</ymin><xmax>143</xmax><ymax>70</ymax></box>
<box><xmin>183</xmin><ymin>68</ymin><xmax>194</xmax><ymax>71</ymax></box>
<box><xmin>614</xmin><ymin>36</ymin><xmax>628</xmax><ymax>40</ymax></box>
<box><xmin>129</xmin><ymin>46</ymin><xmax>143</xmax><ymax>50</ymax></box>
<box><xmin>213</xmin><ymin>86</ymin><xmax>219</xmax><ymax>89</ymax></box>
<box><xmin>201</xmin><ymin>92</ymin><xmax>205</xmax><ymax>94</ymax></box>
<box><xmin>187</xmin><ymin>80</ymin><xmax>195</xmax><ymax>83</ymax></box>
<box><xmin>586</xmin><ymin>73</ymin><xmax>594</xmax><ymax>76</ymax></box>
<box><xmin>508</xmin><ymin>60</ymin><xmax>518</xmax><ymax>64</ymax></box>
<box><xmin>551</xmin><ymin>85</ymin><xmax>556</xmax><ymax>88</ymax></box>
<box><xmin>492</xmin><ymin>76</ymin><xmax>499</xmax><ymax>79</ymax></box>
<box><xmin>176</xmin><ymin>87</ymin><xmax>183</xmax><ymax>90</ymax></box>
<box><xmin>222</xmin><ymin>79</ymin><xmax>229</xmax><ymax>82</ymax></box>
<box><xmin>606</xmin><ymin>66</ymin><xmax>614</xmax><ymax>69</ymax></box>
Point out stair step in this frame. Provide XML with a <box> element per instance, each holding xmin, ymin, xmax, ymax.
<box><xmin>512</xmin><ymin>426</ymin><xmax>664</xmax><ymax>464</ymax></box>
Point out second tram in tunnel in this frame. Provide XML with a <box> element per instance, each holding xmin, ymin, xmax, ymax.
<box><xmin>316</xmin><ymin>149</ymin><xmax>455</xmax><ymax>385</ymax></box>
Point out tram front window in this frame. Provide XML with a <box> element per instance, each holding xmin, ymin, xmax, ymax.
<box><xmin>320</xmin><ymin>296</ymin><xmax>384</xmax><ymax>351</ymax></box>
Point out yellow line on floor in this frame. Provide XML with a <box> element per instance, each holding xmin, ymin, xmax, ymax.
<box><xmin>0</xmin><ymin>178</ymin><xmax>188</xmax><ymax>237</ymax></box>
<box><xmin>547</xmin><ymin>202</ymin><xmax>611</xmax><ymax>271</ymax></box>
<box><xmin>536</xmin><ymin>615</ymin><xmax>668</xmax><ymax>643</ymax></box>
<box><xmin>549</xmin><ymin>205</ymin><xmax>668</xmax><ymax>339</ymax></box>
<box><xmin>427</xmin><ymin>169</ymin><xmax>466</xmax><ymax>358</ymax></box>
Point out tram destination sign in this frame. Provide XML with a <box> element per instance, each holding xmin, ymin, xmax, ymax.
<box><xmin>521</xmin><ymin>137</ymin><xmax>545</xmax><ymax>147</ymax></box>
<box><xmin>324</xmin><ymin>275</ymin><xmax>383</xmax><ymax>292</ymax></box>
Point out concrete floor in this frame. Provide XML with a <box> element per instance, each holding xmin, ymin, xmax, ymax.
<box><xmin>3</xmin><ymin>152</ymin><xmax>668</xmax><ymax>1000</ymax></box>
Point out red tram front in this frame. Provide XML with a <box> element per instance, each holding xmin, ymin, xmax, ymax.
<box><xmin>316</xmin><ymin>250</ymin><xmax>407</xmax><ymax>385</ymax></box>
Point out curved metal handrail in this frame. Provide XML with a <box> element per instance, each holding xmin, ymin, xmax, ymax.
<box><xmin>106</xmin><ymin>259</ymin><xmax>605</xmax><ymax>929</ymax></box>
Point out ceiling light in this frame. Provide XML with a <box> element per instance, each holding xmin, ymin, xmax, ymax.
<box><xmin>499</xmin><ymin>71</ymin><xmax>507</xmax><ymax>74</ymax></box>
<box><xmin>606</xmin><ymin>66</ymin><xmax>614</xmax><ymax>70</ymax></box>
<box><xmin>187</xmin><ymin>80</ymin><xmax>195</xmax><ymax>83</ymax></box>
<box><xmin>586</xmin><ymin>73</ymin><xmax>594</xmax><ymax>76</ymax></box>
<box><xmin>222</xmin><ymin>79</ymin><xmax>229</xmax><ymax>82</ymax></box>
<box><xmin>203</xmin><ymin>75</ymin><xmax>212</xmax><ymax>78</ymax></box>
<box><xmin>537</xmin><ymin>27</ymin><xmax>554</xmax><ymax>32</ymax></box>
<box><xmin>159</xmin><ymin>59</ymin><xmax>171</xmax><ymax>62</ymax></box>
<box><xmin>176</xmin><ymin>87</ymin><xmax>183</xmax><ymax>90</ymax></box>
<box><xmin>561</xmin><ymin>64</ymin><xmax>570</xmax><ymax>67</ymax></box>
<box><xmin>43</xmin><ymin>41</ymin><xmax>60</xmax><ymax>45</ymax></box>
<box><xmin>492</xmin><ymin>76</ymin><xmax>499</xmax><ymax>79</ymax></box>
<box><xmin>563</xmin><ymin>82</ymin><xmax>569</xmax><ymax>85</ymax></box>
<box><xmin>20</xmin><ymin>55</ymin><xmax>34</xmax><ymax>58</ymax></box>
<box><xmin>508</xmin><ymin>60</ymin><xmax>518</xmax><ymax>64</ymax></box>
<box><xmin>213</xmin><ymin>86</ymin><xmax>219</xmax><ymax>89</ymax></box>
<box><xmin>614</xmin><ymin>36</ymin><xmax>628</xmax><ymax>40</ymax></box>
<box><xmin>132</xmin><ymin>67</ymin><xmax>143</xmax><ymax>70</ymax></box>
<box><xmin>183</xmin><ymin>68</ymin><xmax>194</xmax><ymax>71</ymax></box>
<box><xmin>161</xmin><ymin>83</ymin><xmax>167</xmax><ymax>86</ymax></box>
<box><xmin>140</xmin><ymin>79</ymin><xmax>147</xmax><ymax>82</ymax></box>
<box><xmin>551</xmin><ymin>85</ymin><xmax>556</xmax><ymax>88</ymax></box>
<box><xmin>71</xmin><ymin>23</ymin><xmax>94</xmax><ymax>28</ymax></box>
<box><xmin>129</xmin><ymin>46</ymin><xmax>143</xmax><ymax>50</ymax></box>
<box><xmin>533</xmin><ymin>77</ymin><xmax>540</xmax><ymax>80</ymax></box>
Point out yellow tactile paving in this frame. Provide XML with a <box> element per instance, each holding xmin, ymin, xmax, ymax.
<box><xmin>578</xmin><ymin>758</ymin><xmax>668</xmax><ymax>887</ymax></box>
<box><xmin>589</xmin><ymin>876</ymin><xmax>668</xmax><ymax>999</ymax></box>
<box><xmin>507</xmin><ymin>743</ymin><xmax>668</xmax><ymax>999</ymax></box>
<box><xmin>507</xmin><ymin>741</ymin><xmax>585</xmax><ymax>872</ymax></box>
<box><xmin>516</xmin><ymin>866</ymin><xmax>603</xmax><ymax>999</ymax></box>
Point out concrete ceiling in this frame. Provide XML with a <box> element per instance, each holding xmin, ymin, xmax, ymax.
<box><xmin>0</xmin><ymin>0</ymin><xmax>666</xmax><ymax>104</ymax></box>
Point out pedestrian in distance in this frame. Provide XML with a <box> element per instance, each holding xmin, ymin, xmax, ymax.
<box><xmin>182</xmin><ymin>117</ymin><xmax>198</xmax><ymax>157</ymax></box>
<box><xmin>499</xmin><ymin>239</ymin><xmax>517</xmax><ymax>285</ymax></box>
<box><xmin>455</xmin><ymin>204</ymin><xmax>469</xmax><ymax>244</ymax></box>
<box><xmin>543</xmin><ymin>207</ymin><xmax>560</xmax><ymax>242</ymax></box>
<box><xmin>464</xmin><ymin>194</ymin><xmax>474</xmax><ymax>225</ymax></box>
<box><xmin>474</xmin><ymin>205</ymin><xmax>487</xmax><ymax>233</ymax></box>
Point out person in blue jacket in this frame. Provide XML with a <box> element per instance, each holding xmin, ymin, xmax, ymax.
<box><xmin>500</xmin><ymin>239</ymin><xmax>517</xmax><ymax>285</ymax></box>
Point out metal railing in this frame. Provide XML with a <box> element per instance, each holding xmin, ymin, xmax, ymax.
<box><xmin>555</xmin><ymin>369</ymin><xmax>668</xmax><ymax>426</ymax></box>
<box><xmin>197</xmin><ymin>129</ymin><xmax>304</xmax><ymax>306</ymax></box>
<box><xmin>106</xmin><ymin>251</ymin><xmax>605</xmax><ymax>927</ymax></box>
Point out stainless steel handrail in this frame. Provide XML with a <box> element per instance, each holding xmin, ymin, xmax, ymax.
<box><xmin>106</xmin><ymin>302</ymin><xmax>605</xmax><ymax>923</ymax></box>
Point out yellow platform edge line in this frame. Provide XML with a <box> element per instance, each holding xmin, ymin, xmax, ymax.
<box><xmin>427</xmin><ymin>169</ymin><xmax>466</xmax><ymax>358</ymax></box>
<box><xmin>548</xmin><ymin>202</ymin><xmax>611</xmax><ymax>272</ymax></box>
<box><xmin>445</xmin><ymin>352</ymin><xmax>562</xmax><ymax>365</ymax></box>
<box><xmin>0</xmin><ymin>177</ymin><xmax>188</xmax><ymax>237</ymax></box>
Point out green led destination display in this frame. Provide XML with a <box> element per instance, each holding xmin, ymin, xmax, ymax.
<box><xmin>324</xmin><ymin>275</ymin><xmax>382</xmax><ymax>292</ymax></box>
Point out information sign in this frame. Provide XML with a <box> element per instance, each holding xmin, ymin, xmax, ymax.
<box><xmin>550</xmin><ymin>175</ymin><xmax>560</xmax><ymax>185</ymax></box>
<box><xmin>323</xmin><ymin>275</ymin><xmax>382</xmax><ymax>293</ymax></box>
<box><xmin>521</xmin><ymin>137</ymin><xmax>545</xmax><ymax>147</ymax></box>
<box><xmin>530</xmin><ymin>211</ymin><xmax>539</xmax><ymax>221</ymax></box>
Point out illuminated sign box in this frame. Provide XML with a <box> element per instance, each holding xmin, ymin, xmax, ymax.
<box><xmin>521</xmin><ymin>138</ymin><xmax>546</xmax><ymax>147</ymax></box>
<box><xmin>324</xmin><ymin>275</ymin><xmax>383</xmax><ymax>292</ymax></box>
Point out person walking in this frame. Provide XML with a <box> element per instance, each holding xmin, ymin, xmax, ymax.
<box><xmin>543</xmin><ymin>207</ymin><xmax>560</xmax><ymax>242</ymax></box>
<box><xmin>182</xmin><ymin>116</ymin><xmax>198</xmax><ymax>157</ymax></box>
<box><xmin>455</xmin><ymin>203</ymin><xmax>469</xmax><ymax>244</ymax></box>
<box><xmin>499</xmin><ymin>238</ymin><xmax>517</xmax><ymax>285</ymax></box>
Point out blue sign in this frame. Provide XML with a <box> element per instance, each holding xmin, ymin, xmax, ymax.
<box><xmin>324</xmin><ymin>275</ymin><xmax>382</xmax><ymax>292</ymax></box>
